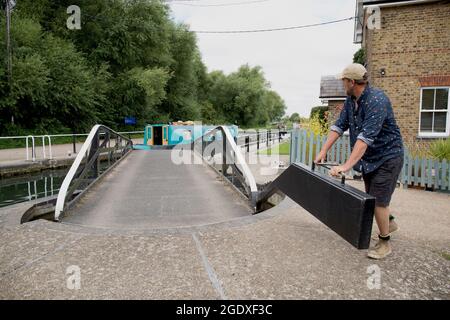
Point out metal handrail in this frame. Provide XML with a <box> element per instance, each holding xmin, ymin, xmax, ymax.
<box><xmin>0</xmin><ymin>131</ymin><xmax>144</xmax><ymax>140</ymax></box>
<box><xmin>42</xmin><ymin>135</ymin><xmax>52</xmax><ymax>159</ymax></box>
<box><xmin>194</xmin><ymin>125</ymin><xmax>258</xmax><ymax>210</ymax></box>
<box><xmin>54</xmin><ymin>125</ymin><xmax>133</xmax><ymax>221</ymax></box>
<box><xmin>25</xmin><ymin>135</ymin><xmax>35</xmax><ymax>161</ymax></box>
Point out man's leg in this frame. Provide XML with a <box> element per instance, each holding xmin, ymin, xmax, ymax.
<box><xmin>368</xmin><ymin>204</ymin><xmax>392</xmax><ymax>259</ymax></box>
<box><xmin>374</xmin><ymin>205</ymin><xmax>390</xmax><ymax>237</ymax></box>
<box><xmin>367</xmin><ymin>156</ymin><xmax>404</xmax><ymax>259</ymax></box>
<box><xmin>363</xmin><ymin>173</ymin><xmax>396</xmax><ymax>236</ymax></box>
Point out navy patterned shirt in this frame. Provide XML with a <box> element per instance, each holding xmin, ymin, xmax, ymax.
<box><xmin>330</xmin><ymin>84</ymin><xmax>404</xmax><ymax>174</ymax></box>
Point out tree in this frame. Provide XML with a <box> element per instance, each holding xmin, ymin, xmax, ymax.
<box><xmin>0</xmin><ymin>15</ymin><xmax>109</xmax><ymax>134</ymax></box>
<box><xmin>309</xmin><ymin>106</ymin><xmax>329</xmax><ymax>135</ymax></box>
<box><xmin>353</xmin><ymin>48</ymin><xmax>366</xmax><ymax>65</ymax></box>
<box><xmin>206</xmin><ymin>65</ymin><xmax>286</xmax><ymax>127</ymax></box>
<box><xmin>289</xmin><ymin>113</ymin><xmax>301</xmax><ymax>123</ymax></box>
<box><xmin>0</xmin><ymin>0</ymin><xmax>287</xmax><ymax>134</ymax></box>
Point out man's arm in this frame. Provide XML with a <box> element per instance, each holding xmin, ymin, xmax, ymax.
<box><xmin>330</xmin><ymin>94</ymin><xmax>388</xmax><ymax>176</ymax></box>
<box><xmin>314</xmin><ymin>102</ymin><xmax>350</xmax><ymax>163</ymax></box>
<box><xmin>314</xmin><ymin>130</ymin><xmax>340</xmax><ymax>163</ymax></box>
<box><xmin>330</xmin><ymin>140</ymin><xmax>368</xmax><ymax>176</ymax></box>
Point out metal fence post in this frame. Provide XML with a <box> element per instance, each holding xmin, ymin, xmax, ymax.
<box><xmin>72</xmin><ymin>133</ymin><xmax>77</xmax><ymax>154</ymax></box>
<box><xmin>257</xmin><ymin>130</ymin><xmax>260</xmax><ymax>150</ymax></box>
<box><xmin>201</xmin><ymin>133</ymin><xmax>205</xmax><ymax>156</ymax></box>
<box><xmin>222</xmin><ymin>133</ymin><xmax>227</xmax><ymax>175</ymax></box>
<box><xmin>88</xmin><ymin>131</ymin><xmax>100</xmax><ymax>178</ymax></box>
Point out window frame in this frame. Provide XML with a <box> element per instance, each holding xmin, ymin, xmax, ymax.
<box><xmin>418</xmin><ymin>87</ymin><xmax>450</xmax><ymax>138</ymax></box>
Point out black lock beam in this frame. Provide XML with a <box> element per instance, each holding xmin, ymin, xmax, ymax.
<box><xmin>257</xmin><ymin>162</ymin><xmax>375</xmax><ymax>249</ymax></box>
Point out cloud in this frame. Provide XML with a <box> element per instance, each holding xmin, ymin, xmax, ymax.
<box><xmin>168</xmin><ymin>0</ymin><xmax>360</xmax><ymax>117</ymax></box>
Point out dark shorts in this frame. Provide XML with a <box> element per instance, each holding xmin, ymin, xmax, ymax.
<box><xmin>362</xmin><ymin>156</ymin><xmax>404</xmax><ymax>207</ymax></box>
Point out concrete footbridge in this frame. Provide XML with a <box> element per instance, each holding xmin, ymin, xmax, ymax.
<box><xmin>23</xmin><ymin>124</ymin><xmax>374</xmax><ymax>249</ymax></box>
<box><xmin>62</xmin><ymin>150</ymin><xmax>253</xmax><ymax>230</ymax></box>
<box><xmin>49</xmin><ymin>124</ymin><xmax>261</xmax><ymax>230</ymax></box>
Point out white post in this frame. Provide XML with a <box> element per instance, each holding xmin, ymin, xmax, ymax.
<box><xmin>42</xmin><ymin>135</ymin><xmax>52</xmax><ymax>159</ymax></box>
<box><xmin>42</xmin><ymin>136</ymin><xmax>46</xmax><ymax>159</ymax></box>
<box><xmin>26</xmin><ymin>135</ymin><xmax>36</xmax><ymax>161</ymax></box>
<box><xmin>48</xmin><ymin>135</ymin><xmax>53</xmax><ymax>159</ymax></box>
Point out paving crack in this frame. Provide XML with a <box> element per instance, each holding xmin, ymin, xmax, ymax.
<box><xmin>192</xmin><ymin>232</ymin><xmax>227</xmax><ymax>300</ymax></box>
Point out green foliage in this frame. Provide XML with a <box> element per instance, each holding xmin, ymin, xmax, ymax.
<box><xmin>289</xmin><ymin>113</ymin><xmax>301</xmax><ymax>123</ymax></box>
<box><xmin>305</xmin><ymin>113</ymin><xmax>327</xmax><ymax>136</ymax></box>
<box><xmin>353</xmin><ymin>48</ymin><xmax>366</xmax><ymax>65</ymax></box>
<box><xmin>300</xmin><ymin>106</ymin><xmax>329</xmax><ymax>136</ymax></box>
<box><xmin>428</xmin><ymin>139</ymin><xmax>450</xmax><ymax>161</ymax></box>
<box><xmin>0</xmin><ymin>0</ymin><xmax>286</xmax><ymax>136</ymax></box>
<box><xmin>205</xmin><ymin>65</ymin><xmax>286</xmax><ymax>127</ymax></box>
<box><xmin>0</xmin><ymin>15</ymin><xmax>109</xmax><ymax>134</ymax></box>
<box><xmin>310</xmin><ymin>106</ymin><xmax>328</xmax><ymax>120</ymax></box>
<box><xmin>404</xmin><ymin>138</ymin><xmax>450</xmax><ymax>161</ymax></box>
<box><xmin>258</xmin><ymin>141</ymin><xmax>290</xmax><ymax>155</ymax></box>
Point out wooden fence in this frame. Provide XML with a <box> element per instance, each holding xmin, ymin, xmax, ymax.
<box><xmin>290</xmin><ymin>129</ymin><xmax>450</xmax><ymax>191</ymax></box>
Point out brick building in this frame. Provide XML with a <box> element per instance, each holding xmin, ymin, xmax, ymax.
<box><xmin>353</xmin><ymin>0</ymin><xmax>450</xmax><ymax>144</ymax></box>
<box><xmin>319</xmin><ymin>76</ymin><xmax>346</xmax><ymax>126</ymax></box>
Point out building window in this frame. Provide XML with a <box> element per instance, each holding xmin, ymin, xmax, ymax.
<box><xmin>419</xmin><ymin>87</ymin><xmax>449</xmax><ymax>137</ymax></box>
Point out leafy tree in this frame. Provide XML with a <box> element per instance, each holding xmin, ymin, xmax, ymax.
<box><xmin>353</xmin><ymin>48</ymin><xmax>366</xmax><ymax>65</ymax></box>
<box><xmin>0</xmin><ymin>0</ymin><xmax>286</xmax><ymax>135</ymax></box>
<box><xmin>289</xmin><ymin>113</ymin><xmax>301</xmax><ymax>123</ymax></box>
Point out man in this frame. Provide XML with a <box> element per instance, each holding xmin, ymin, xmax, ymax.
<box><xmin>314</xmin><ymin>63</ymin><xmax>404</xmax><ymax>259</ymax></box>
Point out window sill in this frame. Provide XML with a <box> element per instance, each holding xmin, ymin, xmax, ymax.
<box><xmin>417</xmin><ymin>134</ymin><xmax>450</xmax><ymax>139</ymax></box>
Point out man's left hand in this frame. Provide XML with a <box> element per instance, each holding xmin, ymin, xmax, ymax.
<box><xmin>329</xmin><ymin>165</ymin><xmax>349</xmax><ymax>177</ymax></box>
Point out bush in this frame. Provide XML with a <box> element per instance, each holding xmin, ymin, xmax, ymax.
<box><xmin>428</xmin><ymin>139</ymin><xmax>450</xmax><ymax>161</ymax></box>
<box><xmin>403</xmin><ymin>138</ymin><xmax>429</xmax><ymax>159</ymax></box>
<box><xmin>353</xmin><ymin>48</ymin><xmax>366</xmax><ymax>65</ymax></box>
<box><xmin>308</xmin><ymin>112</ymin><xmax>328</xmax><ymax>136</ymax></box>
<box><xmin>309</xmin><ymin>106</ymin><xmax>328</xmax><ymax>120</ymax></box>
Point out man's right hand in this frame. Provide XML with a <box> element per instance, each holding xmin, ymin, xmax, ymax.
<box><xmin>314</xmin><ymin>150</ymin><xmax>327</xmax><ymax>164</ymax></box>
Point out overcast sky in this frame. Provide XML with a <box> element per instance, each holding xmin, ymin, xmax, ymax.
<box><xmin>167</xmin><ymin>0</ymin><xmax>360</xmax><ymax>117</ymax></box>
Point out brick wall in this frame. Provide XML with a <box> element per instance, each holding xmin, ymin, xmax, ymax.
<box><xmin>327</xmin><ymin>100</ymin><xmax>345</xmax><ymax>127</ymax></box>
<box><xmin>363</xmin><ymin>2</ymin><xmax>450</xmax><ymax>145</ymax></box>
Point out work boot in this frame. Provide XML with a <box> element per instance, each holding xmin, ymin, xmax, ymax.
<box><xmin>368</xmin><ymin>235</ymin><xmax>392</xmax><ymax>260</ymax></box>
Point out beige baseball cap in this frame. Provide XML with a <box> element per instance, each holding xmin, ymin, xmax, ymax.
<box><xmin>338</xmin><ymin>63</ymin><xmax>367</xmax><ymax>81</ymax></box>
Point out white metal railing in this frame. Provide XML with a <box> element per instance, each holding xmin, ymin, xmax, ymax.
<box><xmin>0</xmin><ymin>131</ymin><xmax>143</xmax><ymax>162</ymax></box>
<box><xmin>25</xmin><ymin>135</ymin><xmax>35</xmax><ymax>161</ymax></box>
<box><xmin>194</xmin><ymin>125</ymin><xmax>259</xmax><ymax>210</ymax></box>
<box><xmin>41</xmin><ymin>135</ymin><xmax>52</xmax><ymax>160</ymax></box>
<box><xmin>236</xmin><ymin>129</ymin><xmax>289</xmax><ymax>153</ymax></box>
<box><xmin>54</xmin><ymin>125</ymin><xmax>133</xmax><ymax>221</ymax></box>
